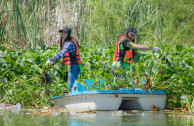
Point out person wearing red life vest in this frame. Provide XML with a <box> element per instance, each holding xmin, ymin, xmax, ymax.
<box><xmin>46</xmin><ymin>27</ymin><xmax>82</xmax><ymax>92</ymax></box>
<box><xmin>112</xmin><ymin>26</ymin><xmax>160</xmax><ymax>75</ymax></box>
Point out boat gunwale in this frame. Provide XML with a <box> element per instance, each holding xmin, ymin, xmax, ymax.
<box><xmin>51</xmin><ymin>91</ymin><xmax>167</xmax><ymax>100</ymax></box>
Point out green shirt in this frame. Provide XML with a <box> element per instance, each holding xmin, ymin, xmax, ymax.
<box><xmin>112</xmin><ymin>61</ymin><xmax>130</xmax><ymax>70</ymax></box>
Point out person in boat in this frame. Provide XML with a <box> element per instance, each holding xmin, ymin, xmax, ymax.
<box><xmin>46</xmin><ymin>27</ymin><xmax>81</xmax><ymax>92</ymax></box>
<box><xmin>112</xmin><ymin>26</ymin><xmax>160</xmax><ymax>75</ymax></box>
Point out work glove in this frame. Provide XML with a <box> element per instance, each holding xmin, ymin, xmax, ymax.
<box><xmin>46</xmin><ymin>60</ymin><xmax>51</xmax><ymax>65</ymax></box>
<box><xmin>153</xmin><ymin>47</ymin><xmax>160</xmax><ymax>52</ymax></box>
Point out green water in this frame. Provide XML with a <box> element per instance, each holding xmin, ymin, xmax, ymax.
<box><xmin>0</xmin><ymin>109</ymin><xmax>193</xmax><ymax>126</ymax></box>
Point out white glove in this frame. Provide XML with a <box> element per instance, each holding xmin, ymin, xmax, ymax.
<box><xmin>153</xmin><ymin>47</ymin><xmax>160</xmax><ymax>52</ymax></box>
<box><xmin>46</xmin><ymin>60</ymin><xmax>51</xmax><ymax>65</ymax></box>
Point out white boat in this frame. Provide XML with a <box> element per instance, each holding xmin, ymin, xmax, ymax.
<box><xmin>51</xmin><ymin>80</ymin><xmax>167</xmax><ymax>111</ymax></box>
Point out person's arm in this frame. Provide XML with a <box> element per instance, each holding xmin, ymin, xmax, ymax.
<box><xmin>46</xmin><ymin>42</ymin><xmax>72</xmax><ymax>65</ymax></box>
<box><xmin>129</xmin><ymin>42</ymin><xmax>153</xmax><ymax>50</ymax></box>
<box><xmin>128</xmin><ymin>42</ymin><xmax>160</xmax><ymax>51</ymax></box>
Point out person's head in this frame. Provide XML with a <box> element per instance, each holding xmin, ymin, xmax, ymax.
<box><xmin>59</xmin><ymin>27</ymin><xmax>72</xmax><ymax>50</ymax></box>
<box><xmin>125</xmin><ymin>26</ymin><xmax>137</xmax><ymax>41</ymax></box>
<box><xmin>59</xmin><ymin>27</ymin><xmax>72</xmax><ymax>41</ymax></box>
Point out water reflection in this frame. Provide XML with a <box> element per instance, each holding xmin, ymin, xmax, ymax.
<box><xmin>0</xmin><ymin>109</ymin><xmax>193</xmax><ymax>126</ymax></box>
<box><xmin>68</xmin><ymin>112</ymin><xmax>123</xmax><ymax>125</ymax></box>
<box><xmin>67</xmin><ymin>111</ymin><xmax>168</xmax><ymax>126</ymax></box>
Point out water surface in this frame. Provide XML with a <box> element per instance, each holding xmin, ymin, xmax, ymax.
<box><xmin>0</xmin><ymin>109</ymin><xmax>193</xmax><ymax>126</ymax></box>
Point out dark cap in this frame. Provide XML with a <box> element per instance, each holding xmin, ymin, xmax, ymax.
<box><xmin>59</xmin><ymin>27</ymin><xmax>71</xmax><ymax>34</ymax></box>
<box><xmin>126</xmin><ymin>26</ymin><xmax>137</xmax><ymax>35</ymax></box>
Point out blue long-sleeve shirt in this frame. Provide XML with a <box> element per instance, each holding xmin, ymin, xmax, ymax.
<box><xmin>49</xmin><ymin>41</ymin><xmax>76</xmax><ymax>62</ymax></box>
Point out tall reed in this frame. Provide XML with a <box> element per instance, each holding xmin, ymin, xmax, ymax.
<box><xmin>0</xmin><ymin>0</ymin><xmax>193</xmax><ymax>49</ymax></box>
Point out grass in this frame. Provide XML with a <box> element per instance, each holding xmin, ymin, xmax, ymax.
<box><xmin>0</xmin><ymin>0</ymin><xmax>193</xmax><ymax>49</ymax></box>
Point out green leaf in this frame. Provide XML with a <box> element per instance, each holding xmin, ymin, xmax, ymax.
<box><xmin>145</xmin><ymin>67</ymin><xmax>150</xmax><ymax>75</ymax></box>
<box><xmin>140</xmin><ymin>64</ymin><xmax>145</xmax><ymax>73</ymax></box>
<box><xmin>124</xmin><ymin>57</ymin><xmax>129</xmax><ymax>62</ymax></box>
<box><xmin>133</xmin><ymin>54</ymin><xmax>140</xmax><ymax>62</ymax></box>
<box><xmin>20</xmin><ymin>75</ymin><xmax>27</xmax><ymax>80</ymax></box>
<box><xmin>176</xmin><ymin>45</ymin><xmax>183</xmax><ymax>51</ymax></box>
<box><xmin>155</xmin><ymin>53</ymin><xmax>162</xmax><ymax>59</ymax></box>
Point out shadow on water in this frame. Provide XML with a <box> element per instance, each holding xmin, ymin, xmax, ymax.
<box><xmin>0</xmin><ymin>109</ymin><xmax>193</xmax><ymax>126</ymax></box>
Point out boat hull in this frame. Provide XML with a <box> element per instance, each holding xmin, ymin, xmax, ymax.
<box><xmin>54</xmin><ymin>94</ymin><xmax>122</xmax><ymax>111</ymax></box>
<box><xmin>52</xmin><ymin>93</ymin><xmax>166</xmax><ymax>111</ymax></box>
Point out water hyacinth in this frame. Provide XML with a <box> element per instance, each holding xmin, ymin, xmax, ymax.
<box><xmin>0</xmin><ymin>44</ymin><xmax>193</xmax><ymax>111</ymax></box>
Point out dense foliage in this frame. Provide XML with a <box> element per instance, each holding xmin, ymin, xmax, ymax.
<box><xmin>0</xmin><ymin>45</ymin><xmax>193</xmax><ymax>111</ymax></box>
<box><xmin>0</xmin><ymin>0</ymin><xmax>193</xmax><ymax>112</ymax></box>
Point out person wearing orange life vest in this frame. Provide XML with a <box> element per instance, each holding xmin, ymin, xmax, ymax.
<box><xmin>46</xmin><ymin>27</ymin><xmax>81</xmax><ymax>92</ymax></box>
<box><xmin>112</xmin><ymin>26</ymin><xmax>160</xmax><ymax>74</ymax></box>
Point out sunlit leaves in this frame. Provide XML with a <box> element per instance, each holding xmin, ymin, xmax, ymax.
<box><xmin>0</xmin><ymin>44</ymin><xmax>193</xmax><ymax>109</ymax></box>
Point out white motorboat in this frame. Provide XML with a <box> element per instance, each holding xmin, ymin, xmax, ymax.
<box><xmin>51</xmin><ymin>80</ymin><xmax>167</xmax><ymax>111</ymax></box>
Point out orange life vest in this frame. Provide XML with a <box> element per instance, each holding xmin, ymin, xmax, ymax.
<box><xmin>113</xmin><ymin>36</ymin><xmax>132</xmax><ymax>64</ymax></box>
<box><xmin>62</xmin><ymin>38</ymin><xmax>81</xmax><ymax>65</ymax></box>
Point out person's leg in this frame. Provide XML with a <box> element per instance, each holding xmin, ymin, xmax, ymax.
<box><xmin>68</xmin><ymin>65</ymin><xmax>80</xmax><ymax>92</ymax></box>
<box><xmin>68</xmin><ymin>68</ymin><xmax>72</xmax><ymax>92</ymax></box>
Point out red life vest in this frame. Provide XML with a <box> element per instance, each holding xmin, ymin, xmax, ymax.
<box><xmin>62</xmin><ymin>38</ymin><xmax>81</xmax><ymax>65</ymax></box>
<box><xmin>113</xmin><ymin>36</ymin><xmax>132</xmax><ymax>64</ymax></box>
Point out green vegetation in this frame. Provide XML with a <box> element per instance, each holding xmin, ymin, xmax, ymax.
<box><xmin>0</xmin><ymin>0</ymin><xmax>193</xmax><ymax>48</ymax></box>
<box><xmin>0</xmin><ymin>0</ymin><xmax>193</xmax><ymax>111</ymax></box>
<box><xmin>0</xmin><ymin>44</ymin><xmax>193</xmax><ymax>111</ymax></box>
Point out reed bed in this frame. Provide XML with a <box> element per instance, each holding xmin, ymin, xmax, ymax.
<box><xmin>0</xmin><ymin>0</ymin><xmax>193</xmax><ymax>49</ymax></box>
